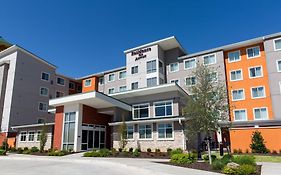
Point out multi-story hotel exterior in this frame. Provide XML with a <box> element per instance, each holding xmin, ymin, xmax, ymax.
<box><xmin>1</xmin><ymin>32</ymin><xmax>281</xmax><ymax>153</ymax></box>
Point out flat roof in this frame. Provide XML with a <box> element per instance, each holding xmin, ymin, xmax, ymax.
<box><xmin>124</xmin><ymin>36</ymin><xmax>187</xmax><ymax>54</ymax></box>
<box><xmin>11</xmin><ymin>123</ymin><xmax>54</xmax><ymax>129</ymax></box>
<box><xmin>109</xmin><ymin>117</ymin><xmax>185</xmax><ymax>126</ymax></box>
<box><xmin>76</xmin><ymin>66</ymin><xmax>126</xmax><ymax>80</ymax></box>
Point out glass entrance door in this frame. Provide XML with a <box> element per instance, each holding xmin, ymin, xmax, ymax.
<box><xmin>81</xmin><ymin>124</ymin><xmax>106</xmax><ymax>150</ymax></box>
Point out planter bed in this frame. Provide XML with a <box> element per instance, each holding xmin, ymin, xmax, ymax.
<box><xmin>110</xmin><ymin>152</ymin><xmax>169</xmax><ymax>159</ymax></box>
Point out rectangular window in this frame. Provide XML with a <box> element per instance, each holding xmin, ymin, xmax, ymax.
<box><xmin>185</xmin><ymin>76</ymin><xmax>196</xmax><ymax>86</ymax></box>
<box><xmin>20</xmin><ymin>131</ymin><xmax>27</xmax><ymax>141</ymax></box>
<box><xmin>158</xmin><ymin>123</ymin><xmax>173</xmax><ymax>139</ymax></box>
<box><xmin>247</xmin><ymin>46</ymin><xmax>260</xmax><ymax>58</ymax></box>
<box><xmin>119</xmin><ymin>86</ymin><xmax>126</xmax><ymax>92</ymax></box>
<box><xmin>203</xmin><ymin>54</ymin><xmax>216</xmax><ymax>65</ymax></box>
<box><xmin>234</xmin><ymin>109</ymin><xmax>247</xmax><ymax>121</ymax></box>
<box><xmin>119</xmin><ymin>71</ymin><xmax>126</xmax><ymax>79</ymax></box>
<box><xmin>131</xmin><ymin>82</ymin><xmax>138</xmax><ymax>90</ymax></box>
<box><xmin>37</xmin><ymin>131</ymin><xmax>41</xmax><ymax>141</ymax></box>
<box><xmin>208</xmin><ymin>72</ymin><xmax>218</xmax><ymax>82</ymax></box>
<box><xmin>170</xmin><ymin>63</ymin><xmax>179</xmax><ymax>72</ymax></box>
<box><xmin>254</xmin><ymin>107</ymin><xmax>268</xmax><ymax>120</ymax></box>
<box><xmin>251</xmin><ymin>86</ymin><xmax>265</xmax><ymax>98</ymax></box>
<box><xmin>127</xmin><ymin>125</ymin><xmax>134</xmax><ymax>139</ymax></box>
<box><xmin>41</xmin><ymin>72</ymin><xmax>50</xmax><ymax>81</ymax></box>
<box><xmin>133</xmin><ymin>104</ymin><xmax>149</xmax><ymax>119</ymax></box>
<box><xmin>57</xmin><ymin>77</ymin><xmax>65</xmax><ymax>86</ymax></box>
<box><xmin>56</xmin><ymin>91</ymin><xmax>64</xmax><ymax>98</ymax></box>
<box><xmin>277</xmin><ymin>60</ymin><xmax>281</xmax><ymax>72</ymax></box>
<box><xmin>139</xmin><ymin>124</ymin><xmax>152</xmax><ymax>139</ymax></box>
<box><xmin>170</xmin><ymin>79</ymin><xmax>179</xmax><ymax>85</ymax></box>
<box><xmin>154</xmin><ymin>101</ymin><xmax>172</xmax><ymax>117</ymax></box>
<box><xmin>63</xmin><ymin>112</ymin><xmax>76</xmax><ymax>150</ymax></box>
<box><xmin>147</xmin><ymin>77</ymin><xmax>157</xmax><ymax>87</ymax></box>
<box><xmin>40</xmin><ymin>87</ymin><xmax>48</xmax><ymax>96</ymax></box>
<box><xmin>131</xmin><ymin>66</ymin><xmax>138</xmax><ymax>74</ymax></box>
<box><xmin>69</xmin><ymin>82</ymin><xmax>75</xmax><ymax>90</ymax></box>
<box><xmin>184</xmin><ymin>58</ymin><xmax>196</xmax><ymax>69</ymax></box>
<box><xmin>232</xmin><ymin>89</ymin><xmax>245</xmax><ymax>101</ymax></box>
<box><xmin>84</xmin><ymin>79</ymin><xmax>91</xmax><ymax>87</ymax></box>
<box><xmin>249</xmin><ymin>66</ymin><xmax>263</xmax><ymax>78</ymax></box>
<box><xmin>108</xmin><ymin>74</ymin><xmax>115</xmax><ymax>82</ymax></box>
<box><xmin>28</xmin><ymin>131</ymin><xmax>35</xmax><ymax>141</ymax></box>
<box><xmin>230</xmin><ymin>69</ymin><xmax>243</xmax><ymax>81</ymax></box>
<box><xmin>228</xmin><ymin>50</ymin><xmax>241</xmax><ymax>62</ymax></box>
<box><xmin>274</xmin><ymin>38</ymin><xmax>281</xmax><ymax>51</ymax></box>
<box><xmin>99</xmin><ymin>77</ymin><xmax>104</xmax><ymax>85</ymax></box>
<box><xmin>38</xmin><ymin>102</ymin><xmax>48</xmax><ymax>112</ymax></box>
<box><xmin>159</xmin><ymin>61</ymin><xmax>164</xmax><ymax>74</ymax></box>
<box><xmin>108</xmin><ymin>88</ymin><xmax>115</xmax><ymax>94</ymax></box>
<box><xmin>147</xmin><ymin>60</ymin><xmax>157</xmax><ymax>73</ymax></box>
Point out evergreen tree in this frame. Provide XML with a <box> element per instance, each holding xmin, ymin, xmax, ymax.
<box><xmin>250</xmin><ymin>130</ymin><xmax>268</xmax><ymax>153</ymax></box>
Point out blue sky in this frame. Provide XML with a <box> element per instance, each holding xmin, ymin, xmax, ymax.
<box><xmin>1</xmin><ymin>0</ymin><xmax>280</xmax><ymax>78</ymax></box>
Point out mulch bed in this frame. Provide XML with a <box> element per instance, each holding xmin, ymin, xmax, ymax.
<box><xmin>110</xmin><ymin>152</ymin><xmax>170</xmax><ymax>159</ymax></box>
<box><xmin>160</xmin><ymin>162</ymin><xmax>262</xmax><ymax>175</ymax></box>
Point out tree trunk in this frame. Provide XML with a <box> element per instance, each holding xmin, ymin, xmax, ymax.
<box><xmin>207</xmin><ymin>139</ymin><xmax>212</xmax><ymax>165</ymax></box>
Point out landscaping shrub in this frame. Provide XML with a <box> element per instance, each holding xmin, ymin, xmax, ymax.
<box><xmin>233</xmin><ymin>149</ymin><xmax>238</xmax><ymax>154</ymax></box>
<box><xmin>23</xmin><ymin>149</ymin><xmax>32</xmax><ymax>154</ymax></box>
<box><xmin>135</xmin><ymin>148</ymin><xmax>141</xmax><ymax>153</ymax></box>
<box><xmin>111</xmin><ymin>148</ymin><xmax>118</xmax><ymax>156</ymax></box>
<box><xmin>118</xmin><ymin>148</ymin><xmax>123</xmax><ymax>152</ymax></box>
<box><xmin>17</xmin><ymin>147</ymin><xmax>23</xmax><ymax>154</ymax></box>
<box><xmin>212</xmin><ymin>159</ymin><xmax>225</xmax><ymax>170</ymax></box>
<box><xmin>155</xmin><ymin>148</ymin><xmax>160</xmax><ymax>153</ymax></box>
<box><xmin>245</xmin><ymin>149</ymin><xmax>249</xmax><ymax>154</ymax></box>
<box><xmin>129</xmin><ymin>147</ymin><xmax>133</xmax><ymax>152</ymax></box>
<box><xmin>83</xmin><ymin>151</ymin><xmax>100</xmax><ymax>157</ymax></box>
<box><xmin>23</xmin><ymin>147</ymin><xmax>29</xmax><ymax>151</ymax></box>
<box><xmin>99</xmin><ymin>149</ymin><xmax>110</xmax><ymax>157</ymax></box>
<box><xmin>48</xmin><ymin>150</ymin><xmax>67</xmax><ymax>156</ymax></box>
<box><xmin>222</xmin><ymin>166</ymin><xmax>238</xmax><ymax>175</ymax></box>
<box><xmin>0</xmin><ymin>149</ymin><xmax>6</xmax><ymax>155</ymax></box>
<box><xmin>233</xmin><ymin>155</ymin><xmax>256</xmax><ymax>166</ymax></box>
<box><xmin>250</xmin><ymin>130</ymin><xmax>268</xmax><ymax>154</ymax></box>
<box><xmin>30</xmin><ymin>146</ymin><xmax>39</xmax><ymax>153</ymax></box>
<box><xmin>238</xmin><ymin>149</ymin><xmax>243</xmax><ymax>154</ymax></box>
<box><xmin>167</xmin><ymin>148</ymin><xmax>172</xmax><ymax>154</ymax></box>
<box><xmin>170</xmin><ymin>153</ymin><xmax>196</xmax><ymax>165</ymax></box>
<box><xmin>132</xmin><ymin>149</ymin><xmax>140</xmax><ymax>157</ymax></box>
<box><xmin>237</xmin><ymin>164</ymin><xmax>256</xmax><ymax>175</ymax></box>
<box><xmin>9</xmin><ymin>147</ymin><xmax>17</xmax><ymax>152</ymax></box>
<box><xmin>0</xmin><ymin>140</ymin><xmax>8</xmax><ymax>150</ymax></box>
<box><xmin>271</xmin><ymin>150</ymin><xmax>278</xmax><ymax>154</ymax></box>
<box><xmin>170</xmin><ymin>148</ymin><xmax>183</xmax><ymax>156</ymax></box>
<box><xmin>147</xmin><ymin>148</ymin><xmax>151</xmax><ymax>153</ymax></box>
<box><xmin>203</xmin><ymin>154</ymin><xmax>217</xmax><ymax>162</ymax></box>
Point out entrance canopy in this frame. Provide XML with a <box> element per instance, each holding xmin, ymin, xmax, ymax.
<box><xmin>49</xmin><ymin>91</ymin><xmax>131</xmax><ymax>111</ymax></box>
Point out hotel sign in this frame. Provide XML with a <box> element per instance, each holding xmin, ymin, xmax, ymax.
<box><xmin>131</xmin><ymin>47</ymin><xmax>152</xmax><ymax>61</ymax></box>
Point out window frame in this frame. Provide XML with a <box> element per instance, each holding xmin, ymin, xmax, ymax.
<box><xmin>157</xmin><ymin>123</ymin><xmax>174</xmax><ymax>140</ymax></box>
<box><xmin>147</xmin><ymin>77</ymin><xmax>157</xmax><ymax>87</ymax></box>
<box><xmin>99</xmin><ymin>77</ymin><xmax>104</xmax><ymax>85</ymax></box>
<box><xmin>233</xmin><ymin>109</ymin><xmax>248</xmax><ymax>121</ymax></box>
<box><xmin>246</xmin><ymin>46</ymin><xmax>261</xmax><ymax>59</ymax></box>
<box><xmin>38</xmin><ymin>102</ymin><xmax>48</xmax><ymax>112</ymax></box>
<box><xmin>248</xmin><ymin>65</ymin><xmax>263</xmax><ymax>79</ymax></box>
<box><xmin>56</xmin><ymin>91</ymin><xmax>64</xmax><ymax>98</ymax></box>
<box><xmin>118</xmin><ymin>71</ymin><xmax>126</xmax><ymax>80</ymax></box>
<box><xmin>108</xmin><ymin>73</ymin><xmax>115</xmax><ymax>82</ymax></box>
<box><xmin>131</xmin><ymin>66</ymin><xmax>138</xmax><ymax>74</ymax></box>
<box><xmin>203</xmin><ymin>53</ymin><xmax>216</xmax><ymax>66</ymax></box>
<box><xmin>41</xmin><ymin>72</ymin><xmax>50</xmax><ymax>82</ymax></box>
<box><xmin>153</xmin><ymin>100</ymin><xmax>173</xmax><ymax>118</ymax></box>
<box><xmin>169</xmin><ymin>62</ymin><xmax>179</xmax><ymax>72</ymax></box>
<box><xmin>20</xmin><ymin>131</ymin><xmax>27</xmax><ymax>142</ymax></box>
<box><xmin>185</xmin><ymin>76</ymin><xmax>196</xmax><ymax>86</ymax></box>
<box><xmin>146</xmin><ymin>60</ymin><xmax>157</xmax><ymax>74</ymax></box>
<box><xmin>69</xmin><ymin>82</ymin><xmax>75</xmax><ymax>90</ymax></box>
<box><xmin>231</xmin><ymin>89</ymin><xmax>245</xmax><ymax>101</ymax></box>
<box><xmin>184</xmin><ymin>58</ymin><xmax>197</xmax><ymax>70</ymax></box>
<box><xmin>84</xmin><ymin>79</ymin><xmax>92</xmax><ymax>87</ymax></box>
<box><xmin>119</xmin><ymin>85</ymin><xmax>127</xmax><ymax>92</ymax></box>
<box><xmin>27</xmin><ymin>130</ymin><xmax>35</xmax><ymax>142</ymax></box>
<box><xmin>138</xmin><ymin>124</ymin><xmax>153</xmax><ymax>140</ymax></box>
<box><xmin>170</xmin><ymin>79</ymin><xmax>180</xmax><ymax>85</ymax></box>
<box><xmin>251</xmin><ymin>86</ymin><xmax>266</xmax><ymax>99</ymax></box>
<box><xmin>132</xmin><ymin>103</ymin><xmax>150</xmax><ymax>120</ymax></box>
<box><xmin>253</xmin><ymin>107</ymin><xmax>268</xmax><ymax>120</ymax></box>
<box><xmin>108</xmin><ymin>88</ymin><xmax>115</xmax><ymax>94</ymax></box>
<box><xmin>273</xmin><ymin>38</ymin><xmax>281</xmax><ymax>51</ymax></box>
<box><xmin>276</xmin><ymin>59</ymin><xmax>281</xmax><ymax>72</ymax></box>
<box><xmin>228</xmin><ymin>50</ymin><xmax>241</xmax><ymax>63</ymax></box>
<box><xmin>230</xmin><ymin>69</ymin><xmax>243</xmax><ymax>81</ymax></box>
<box><xmin>56</xmin><ymin>77</ymin><xmax>65</xmax><ymax>86</ymax></box>
<box><xmin>126</xmin><ymin>125</ymin><xmax>134</xmax><ymax>140</ymax></box>
<box><xmin>39</xmin><ymin>87</ymin><xmax>49</xmax><ymax>97</ymax></box>
<box><xmin>131</xmin><ymin>82</ymin><xmax>138</xmax><ymax>90</ymax></box>
<box><xmin>208</xmin><ymin>72</ymin><xmax>218</xmax><ymax>82</ymax></box>
<box><xmin>36</xmin><ymin>130</ymin><xmax>42</xmax><ymax>142</ymax></box>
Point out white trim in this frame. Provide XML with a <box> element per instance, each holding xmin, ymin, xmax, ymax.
<box><xmin>84</xmin><ymin>79</ymin><xmax>92</xmax><ymax>87</ymax></box>
<box><xmin>184</xmin><ymin>58</ymin><xmax>197</xmax><ymax>70</ymax></box>
<box><xmin>126</xmin><ymin>125</ymin><xmax>134</xmax><ymax>140</ymax></box>
<box><xmin>98</xmin><ymin>77</ymin><xmax>104</xmax><ymax>85</ymax></box>
<box><xmin>248</xmin><ymin>65</ymin><xmax>263</xmax><ymax>79</ymax></box>
<box><xmin>138</xmin><ymin>123</ymin><xmax>153</xmax><ymax>140</ymax></box>
<box><xmin>36</xmin><ymin>130</ymin><xmax>42</xmax><ymax>142</ymax></box>
<box><xmin>56</xmin><ymin>77</ymin><xmax>65</xmax><ymax>86</ymax></box>
<box><xmin>253</xmin><ymin>107</ymin><xmax>269</xmax><ymax>120</ymax></box>
<box><xmin>41</xmin><ymin>72</ymin><xmax>50</xmax><ymax>82</ymax></box>
<box><xmin>109</xmin><ymin>117</ymin><xmax>185</xmax><ymax>126</ymax></box>
<box><xmin>11</xmin><ymin>123</ymin><xmax>54</xmax><ymax>129</ymax></box>
<box><xmin>185</xmin><ymin>76</ymin><xmax>196</xmax><ymax>86</ymax></box>
<box><xmin>203</xmin><ymin>53</ymin><xmax>216</xmax><ymax>65</ymax></box>
<box><xmin>251</xmin><ymin>86</ymin><xmax>266</xmax><ymax>99</ymax></box>
<box><xmin>108</xmin><ymin>87</ymin><xmax>115</xmax><ymax>94</ymax></box>
<box><xmin>231</xmin><ymin>88</ymin><xmax>245</xmax><ymax>101</ymax></box>
<box><xmin>229</xmin><ymin>69</ymin><xmax>243</xmax><ymax>81</ymax></box>
<box><xmin>19</xmin><ymin>131</ymin><xmax>27</xmax><ymax>142</ymax></box>
<box><xmin>118</xmin><ymin>85</ymin><xmax>127</xmax><ymax>92</ymax></box>
<box><xmin>146</xmin><ymin>59</ymin><xmax>157</xmax><ymax>74</ymax></box>
<box><xmin>131</xmin><ymin>66</ymin><xmax>139</xmax><ymax>75</ymax></box>
<box><xmin>170</xmin><ymin>79</ymin><xmax>180</xmax><ymax>86</ymax></box>
<box><xmin>27</xmin><ymin>130</ymin><xmax>35</xmax><ymax>142</ymax></box>
<box><xmin>132</xmin><ymin>103</ymin><xmax>150</xmax><ymax>120</ymax></box>
<box><xmin>169</xmin><ymin>62</ymin><xmax>179</xmax><ymax>72</ymax></box>
<box><xmin>118</xmin><ymin>70</ymin><xmax>126</xmax><ymax>80</ymax></box>
<box><xmin>276</xmin><ymin>59</ymin><xmax>281</xmax><ymax>72</ymax></box>
<box><xmin>153</xmin><ymin>100</ymin><xmax>173</xmax><ymax>118</ymax></box>
<box><xmin>233</xmin><ymin>109</ymin><xmax>248</xmax><ymax>121</ymax></box>
<box><xmin>38</xmin><ymin>102</ymin><xmax>48</xmax><ymax>112</ymax></box>
<box><xmin>228</xmin><ymin>50</ymin><xmax>241</xmax><ymax>63</ymax></box>
<box><xmin>108</xmin><ymin>73</ymin><xmax>115</xmax><ymax>82</ymax></box>
<box><xmin>156</xmin><ymin>122</ymin><xmax>174</xmax><ymax>141</ymax></box>
<box><xmin>246</xmin><ymin>46</ymin><xmax>261</xmax><ymax>59</ymax></box>
<box><xmin>279</xmin><ymin>81</ymin><xmax>281</xmax><ymax>94</ymax></box>
<box><xmin>273</xmin><ymin>38</ymin><xmax>281</xmax><ymax>51</ymax></box>
<box><xmin>39</xmin><ymin>86</ymin><xmax>49</xmax><ymax>97</ymax></box>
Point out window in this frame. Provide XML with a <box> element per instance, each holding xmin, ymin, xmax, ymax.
<box><xmin>185</xmin><ymin>76</ymin><xmax>196</xmax><ymax>86</ymax></box>
<box><xmin>159</xmin><ymin>61</ymin><xmax>164</xmax><ymax>74</ymax></box>
<box><xmin>159</xmin><ymin>78</ymin><xmax>164</xmax><ymax>84</ymax></box>
<box><xmin>40</xmin><ymin>87</ymin><xmax>48</xmax><ymax>96</ymax></box>
<box><xmin>184</xmin><ymin>58</ymin><xmax>196</xmax><ymax>69</ymax></box>
<box><xmin>203</xmin><ymin>54</ymin><xmax>216</xmax><ymax>65</ymax></box>
<box><xmin>38</xmin><ymin>102</ymin><xmax>48</xmax><ymax>112</ymax></box>
<box><xmin>249</xmin><ymin>66</ymin><xmax>263</xmax><ymax>78</ymax></box>
<box><xmin>251</xmin><ymin>86</ymin><xmax>265</xmax><ymax>98</ymax></box>
<box><xmin>230</xmin><ymin>69</ymin><xmax>243</xmax><ymax>81</ymax></box>
<box><xmin>133</xmin><ymin>104</ymin><xmax>149</xmax><ymax>119</ymax></box>
<box><xmin>56</xmin><ymin>91</ymin><xmax>64</xmax><ymax>98</ymax></box>
<box><xmin>280</xmin><ymin>82</ymin><xmax>281</xmax><ymax>94</ymax></box>
<box><xmin>208</xmin><ymin>72</ymin><xmax>218</xmax><ymax>82</ymax></box>
<box><xmin>63</xmin><ymin>112</ymin><xmax>76</xmax><ymax>150</ymax></box>
<box><xmin>147</xmin><ymin>60</ymin><xmax>157</xmax><ymax>73</ymax></box>
<box><xmin>158</xmin><ymin>123</ymin><xmax>173</xmax><ymax>139</ymax></box>
<box><xmin>37</xmin><ymin>131</ymin><xmax>41</xmax><ymax>141</ymax></box>
<box><xmin>119</xmin><ymin>86</ymin><xmax>126</xmax><ymax>92</ymax></box>
<box><xmin>69</xmin><ymin>82</ymin><xmax>75</xmax><ymax>89</ymax></box>
<box><xmin>99</xmin><ymin>77</ymin><xmax>104</xmax><ymax>85</ymax></box>
<box><xmin>84</xmin><ymin>79</ymin><xmax>91</xmax><ymax>87</ymax></box>
<box><xmin>57</xmin><ymin>77</ymin><xmax>65</xmax><ymax>86</ymax></box>
<box><xmin>41</xmin><ymin>72</ymin><xmax>50</xmax><ymax>81</ymax></box>
<box><xmin>108</xmin><ymin>74</ymin><xmax>115</xmax><ymax>82</ymax></box>
<box><xmin>131</xmin><ymin>82</ymin><xmax>138</xmax><ymax>90</ymax></box>
<box><xmin>127</xmin><ymin>125</ymin><xmax>134</xmax><ymax>139</ymax></box>
<box><xmin>131</xmin><ymin>66</ymin><xmax>138</xmax><ymax>74</ymax></box>
<box><xmin>147</xmin><ymin>77</ymin><xmax>157</xmax><ymax>87</ymax></box>
<box><xmin>170</xmin><ymin>63</ymin><xmax>179</xmax><ymax>72</ymax></box>
<box><xmin>77</xmin><ymin>85</ymin><xmax>82</xmax><ymax>92</ymax></box>
<box><xmin>28</xmin><ymin>131</ymin><xmax>35</xmax><ymax>141</ymax></box>
<box><xmin>234</xmin><ymin>109</ymin><xmax>247</xmax><ymax>121</ymax></box>
<box><xmin>108</xmin><ymin>88</ymin><xmax>115</xmax><ymax>94</ymax></box>
<box><xmin>232</xmin><ymin>89</ymin><xmax>245</xmax><ymax>101</ymax></box>
<box><xmin>170</xmin><ymin>79</ymin><xmax>179</xmax><ymax>85</ymax></box>
<box><xmin>139</xmin><ymin>124</ymin><xmax>152</xmax><ymax>139</ymax></box>
<box><xmin>254</xmin><ymin>107</ymin><xmax>268</xmax><ymax>120</ymax></box>
<box><xmin>274</xmin><ymin>38</ymin><xmax>281</xmax><ymax>51</ymax></box>
<box><xmin>247</xmin><ymin>46</ymin><xmax>260</xmax><ymax>58</ymax></box>
<box><xmin>154</xmin><ymin>101</ymin><xmax>172</xmax><ymax>117</ymax></box>
<box><xmin>228</xmin><ymin>51</ymin><xmax>241</xmax><ymax>62</ymax></box>
<box><xmin>20</xmin><ymin>131</ymin><xmax>27</xmax><ymax>142</ymax></box>
<box><xmin>277</xmin><ymin>60</ymin><xmax>281</xmax><ymax>72</ymax></box>
<box><xmin>119</xmin><ymin>71</ymin><xmax>126</xmax><ymax>79</ymax></box>
<box><xmin>37</xmin><ymin>118</ymin><xmax>45</xmax><ymax>124</ymax></box>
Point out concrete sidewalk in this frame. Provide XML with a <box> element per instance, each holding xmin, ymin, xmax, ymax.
<box><xmin>259</xmin><ymin>162</ymin><xmax>281</xmax><ymax>175</ymax></box>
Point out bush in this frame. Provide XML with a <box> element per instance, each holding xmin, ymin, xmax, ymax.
<box><xmin>221</xmin><ymin>154</ymin><xmax>234</xmax><ymax>163</ymax></box>
<box><xmin>30</xmin><ymin>146</ymin><xmax>39</xmax><ymax>153</ymax></box>
<box><xmin>23</xmin><ymin>147</ymin><xmax>29</xmax><ymax>151</ymax></box>
<box><xmin>147</xmin><ymin>148</ymin><xmax>151</xmax><ymax>153</ymax></box>
<box><xmin>48</xmin><ymin>150</ymin><xmax>67</xmax><ymax>156</ymax></box>
<box><xmin>0</xmin><ymin>149</ymin><xmax>6</xmax><ymax>155</ymax></box>
<box><xmin>118</xmin><ymin>148</ymin><xmax>123</xmax><ymax>152</ymax></box>
<box><xmin>23</xmin><ymin>149</ymin><xmax>32</xmax><ymax>154</ymax></box>
<box><xmin>1</xmin><ymin>140</ymin><xmax>8</xmax><ymax>150</ymax></box>
<box><xmin>9</xmin><ymin>147</ymin><xmax>17</xmax><ymax>152</ymax></box>
<box><xmin>132</xmin><ymin>149</ymin><xmax>140</xmax><ymax>157</ymax></box>
<box><xmin>99</xmin><ymin>149</ymin><xmax>110</xmax><ymax>157</ymax></box>
<box><xmin>135</xmin><ymin>148</ymin><xmax>141</xmax><ymax>153</ymax></box>
<box><xmin>233</xmin><ymin>155</ymin><xmax>256</xmax><ymax>166</ymax></box>
<box><xmin>272</xmin><ymin>150</ymin><xmax>278</xmax><ymax>154</ymax></box>
<box><xmin>238</xmin><ymin>149</ymin><xmax>243</xmax><ymax>154</ymax></box>
<box><xmin>250</xmin><ymin>131</ymin><xmax>268</xmax><ymax>154</ymax></box>
<box><xmin>167</xmin><ymin>148</ymin><xmax>172</xmax><ymax>154</ymax></box>
<box><xmin>212</xmin><ymin>159</ymin><xmax>225</xmax><ymax>170</ymax></box>
<box><xmin>222</xmin><ymin>166</ymin><xmax>238</xmax><ymax>175</ymax></box>
<box><xmin>129</xmin><ymin>147</ymin><xmax>133</xmax><ymax>152</ymax></box>
<box><xmin>203</xmin><ymin>154</ymin><xmax>217</xmax><ymax>162</ymax></box>
<box><xmin>17</xmin><ymin>147</ymin><xmax>23</xmax><ymax>154</ymax></box>
<box><xmin>237</xmin><ymin>164</ymin><xmax>256</xmax><ymax>175</ymax></box>
<box><xmin>245</xmin><ymin>149</ymin><xmax>249</xmax><ymax>154</ymax></box>
<box><xmin>170</xmin><ymin>148</ymin><xmax>183</xmax><ymax>156</ymax></box>
<box><xmin>83</xmin><ymin>151</ymin><xmax>100</xmax><ymax>157</ymax></box>
<box><xmin>170</xmin><ymin>153</ymin><xmax>196</xmax><ymax>165</ymax></box>
<box><xmin>233</xmin><ymin>149</ymin><xmax>238</xmax><ymax>154</ymax></box>
<box><xmin>155</xmin><ymin>148</ymin><xmax>160</xmax><ymax>153</ymax></box>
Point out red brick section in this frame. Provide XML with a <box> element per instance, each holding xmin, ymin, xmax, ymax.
<box><xmin>53</xmin><ymin>106</ymin><xmax>64</xmax><ymax>150</ymax></box>
<box><xmin>0</xmin><ymin>132</ymin><xmax>7</xmax><ymax>146</ymax></box>
<box><xmin>82</xmin><ymin>105</ymin><xmax>112</xmax><ymax>148</ymax></box>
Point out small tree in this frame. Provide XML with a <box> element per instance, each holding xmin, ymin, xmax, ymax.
<box><xmin>40</xmin><ymin>123</ymin><xmax>47</xmax><ymax>152</ymax></box>
<box><xmin>118</xmin><ymin>117</ymin><xmax>128</xmax><ymax>150</ymax></box>
<box><xmin>183</xmin><ymin>64</ymin><xmax>229</xmax><ymax>164</ymax></box>
<box><xmin>250</xmin><ymin>130</ymin><xmax>268</xmax><ymax>153</ymax></box>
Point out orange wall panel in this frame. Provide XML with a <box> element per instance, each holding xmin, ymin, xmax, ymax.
<box><xmin>53</xmin><ymin>106</ymin><xmax>64</xmax><ymax>150</ymax></box>
<box><xmin>82</xmin><ymin>76</ymin><xmax>98</xmax><ymax>93</ymax></box>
